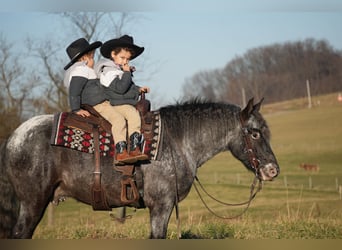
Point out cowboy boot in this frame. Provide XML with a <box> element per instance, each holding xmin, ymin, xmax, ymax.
<box><xmin>129</xmin><ymin>132</ymin><xmax>149</xmax><ymax>161</ymax></box>
<box><xmin>115</xmin><ymin>141</ymin><xmax>137</xmax><ymax>165</ymax></box>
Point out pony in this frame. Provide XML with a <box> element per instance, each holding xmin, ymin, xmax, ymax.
<box><xmin>0</xmin><ymin>98</ymin><xmax>279</xmax><ymax>238</ymax></box>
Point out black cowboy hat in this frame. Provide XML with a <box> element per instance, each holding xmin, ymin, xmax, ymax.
<box><xmin>64</xmin><ymin>38</ymin><xmax>102</xmax><ymax>70</ymax></box>
<box><xmin>100</xmin><ymin>35</ymin><xmax>144</xmax><ymax>60</ymax></box>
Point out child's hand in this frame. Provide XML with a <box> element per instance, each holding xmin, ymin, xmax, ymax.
<box><xmin>139</xmin><ymin>87</ymin><xmax>150</xmax><ymax>93</ymax></box>
<box><xmin>75</xmin><ymin>109</ymin><xmax>91</xmax><ymax>117</ymax></box>
<box><xmin>121</xmin><ymin>63</ymin><xmax>131</xmax><ymax>72</ymax></box>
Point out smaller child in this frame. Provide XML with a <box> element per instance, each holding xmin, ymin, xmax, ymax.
<box><xmin>64</xmin><ymin>38</ymin><xmax>105</xmax><ymax>116</ymax></box>
<box><xmin>94</xmin><ymin>35</ymin><xmax>149</xmax><ymax>164</ymax></box>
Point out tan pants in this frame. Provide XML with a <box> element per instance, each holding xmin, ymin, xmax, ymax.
<box><xmin>93</xmin><ymin>101</ymin><xmax>141</xmax><ymax>143</ymax></box>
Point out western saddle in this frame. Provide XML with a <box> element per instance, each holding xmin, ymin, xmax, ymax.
<box><xmin>63</xmin><ymin>93</ymin><xmax>152</xmax><ymax>210</ymax></box>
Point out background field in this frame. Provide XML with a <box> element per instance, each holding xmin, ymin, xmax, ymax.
<box><xmin>33</xmin><ymin>93</ymin><xmax>342</xmax><ymax>239</ymax></box>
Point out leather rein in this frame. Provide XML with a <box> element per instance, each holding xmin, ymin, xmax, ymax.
<box><xmin>192</xmin><ymin>113</ymin><xmax>263</xmax><ymax>220</ymax></box>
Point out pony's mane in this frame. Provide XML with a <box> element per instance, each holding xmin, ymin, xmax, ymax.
<box><xmin>158</xmin><ymin>98</ymin><xmax>242</xmax><ymax>140</ymax></box>
<box><xmin>159</xmin><ymin>98</ymin><xmax>241</xmax><ymax>113</ymax></box>
<box><xmin>157</xmin><ymin>98</ymin><xmax>271</xmax><ymax>142</ymax></box>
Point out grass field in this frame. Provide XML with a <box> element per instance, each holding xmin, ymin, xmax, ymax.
<box><xmin>33</xmin><ymin>93</ymin><xmax>342</xmax><ymax>239</ymax></box>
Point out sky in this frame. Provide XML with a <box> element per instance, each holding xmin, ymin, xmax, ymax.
<box><xmin>1</xmin><ymin>0</ymin><xmax>342</xmax><ymax>107</ymax></box>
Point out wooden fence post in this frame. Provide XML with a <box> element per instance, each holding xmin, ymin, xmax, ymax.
<box><xmin>309</xmin><ymin>176</ymin><xmax>312</xmax><ymax>189</ymax></box>
<box><xmin>47</xmin><ymin>203</ymin><xmax>53</xmax><ymax>227</ymax></box>
<box><xmin>336</xmin><ymin>177</ymin><xmax>339</xmax><ymax>190</ymax></box>
<box><xmin>236</xmin><ymin>173</ymin><xmax>240</xmax><ymax>185</ymax></box>
<box><xmin>283</xmin><ymin>175</ymin><xmax>288</xmax><ymax>188</ymax></box>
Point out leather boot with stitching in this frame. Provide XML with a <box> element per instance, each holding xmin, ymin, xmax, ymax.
<box><xmin>129</xmin><ymin>132</ymin><xmax>149</xmax><ymax>161</ymax></box>
<box><xmin>115</xmin><ymin>141</ymin><xmax>137</xmax><ymax>165</ymax></box>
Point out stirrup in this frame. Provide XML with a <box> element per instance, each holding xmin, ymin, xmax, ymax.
<box><xmin>114</xmin><ymin>165</ymin><xmax>140</xmax><ymax>204</ymax></box>
<box><xmin>120</xmin><ymin>176</ymin><xmax>139</xmax><ymax>204</ymax></box>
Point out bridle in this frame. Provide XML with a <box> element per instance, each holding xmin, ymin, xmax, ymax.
<box><xmin>239</xmin><ymin>113</ymin><xmax>261</xmax><ymax>176</ymax></box>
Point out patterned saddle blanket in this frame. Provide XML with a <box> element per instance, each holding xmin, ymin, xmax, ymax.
<box><xmin>50</xmin><ymin>112</ymin><xmax>115</xmax><ymax>157</ymax></box>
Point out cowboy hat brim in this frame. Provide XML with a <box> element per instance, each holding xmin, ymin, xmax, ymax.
<box><xmin>100</xmin><ymin>39</ymin><xmax>144</xmax><ymax>60</ymax></box>
<box><xmin>64</xmin><ymin>41</ymin><xmax>102</xmax><ymax>70</ymax></box>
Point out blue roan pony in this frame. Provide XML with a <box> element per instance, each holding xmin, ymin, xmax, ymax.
<box><xmin>0</xmin><ymin>98</ymin><xmax>279</xmax><ymax>238</ymax></box>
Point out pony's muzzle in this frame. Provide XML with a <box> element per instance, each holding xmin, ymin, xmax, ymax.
<box><xmin>259</xmin><ymin>163</ymin><xmax>279</xmax><ymax>181</ymax></box>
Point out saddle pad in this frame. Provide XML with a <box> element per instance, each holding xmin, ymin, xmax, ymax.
<box><xmin>50</xmin><ymin>112</ymin><xmax>115</xmax><ymax>157</ymax></box>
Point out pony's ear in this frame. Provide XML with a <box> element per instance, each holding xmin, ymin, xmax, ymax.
<box><xmin>241</xmin><ymin>97</ymin><xmax>254</xmax><ymax>121</ymax></box>
<box><xmin>253</xmin><ymin>97</ymin><xmax>264</xmax><ymax>112</ymax></box>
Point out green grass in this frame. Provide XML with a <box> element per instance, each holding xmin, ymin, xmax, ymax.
<box><xmin>33</xmin><ymin>93</ymin><xmax>342</xmax><ymax>239</ymax></box>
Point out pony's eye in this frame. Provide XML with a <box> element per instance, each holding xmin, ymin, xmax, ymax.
<box><xmin>251</xmin><ymin>131</ymin><xmax>260</xmax><ymax>140</ymax></box>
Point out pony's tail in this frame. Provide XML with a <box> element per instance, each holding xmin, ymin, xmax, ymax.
<box><xmin>0</xmin><ymin>140</ymin><xmax>19</xmax><ymax>238</ymax></box>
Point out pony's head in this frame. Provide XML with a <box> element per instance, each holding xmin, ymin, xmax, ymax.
<box><xmin>230</xmin><ymin>98</ymin><xmax>279</xmax><ymax>181</ymax></box>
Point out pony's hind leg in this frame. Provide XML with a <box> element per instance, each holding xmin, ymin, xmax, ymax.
<box><xmin>11</xmin><ymin>177</ymin><xmax>53</xmax><ymax>238</ymax></box>
<box><xmin>8</xmin><ymin>169</ymin><xmax>54</xmax><ymax>238</ymax></box>
<box><xmin>12</xmin><ymin>199</ymin><xmax>50</xmax><ymax>238</ymax></box>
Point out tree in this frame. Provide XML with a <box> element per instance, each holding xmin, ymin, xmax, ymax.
<box><xmin>182</xmin><ymin>69</ymin><xmax>227</xmax><ymax>102</ymax></box>
<box><xmin>0</xmin><ymin>34</ymin><xmax>42</xmax><ymax>141</ymax></box>
<box><xmin>182</xmin><ymin>38</ymin><xmax>342</xmax><ymax>105</ymax></box>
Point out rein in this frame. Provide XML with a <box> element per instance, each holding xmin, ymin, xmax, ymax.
<box><xmin>193</xmin><ymin>176</ymin><xmax>262</xmax><ymax>219</ymax></box>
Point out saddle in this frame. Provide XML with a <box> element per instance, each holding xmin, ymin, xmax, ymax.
<box><xmin>62</xmin><ymin>94</ymin><xmax>153</xmax><ymax>210</ymax></box>
<box><xmin>63</xmin><ymin>104</ymin><xmax>111</xmax><ymax>134</ymax></box>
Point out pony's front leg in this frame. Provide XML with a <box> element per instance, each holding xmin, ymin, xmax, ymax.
<box><xmin>143</xmin><ymin>161</ymin><xmax>179</xmax><ymax>239</ymax></box>
<box><xmin>148</xmin><ymin>201</ymin><xmax>174</xmax><ymax>239</ymax></box>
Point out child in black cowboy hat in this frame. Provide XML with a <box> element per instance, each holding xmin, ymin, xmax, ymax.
<box><xmin>63</xmin><ymin>38</ymin><xmax>106</xmax><ymax>117</ymax></box>
<box><xmin>94</xmin><ymin>35</ymin><xmax>149</xmax><ymax>164</ymax></box>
